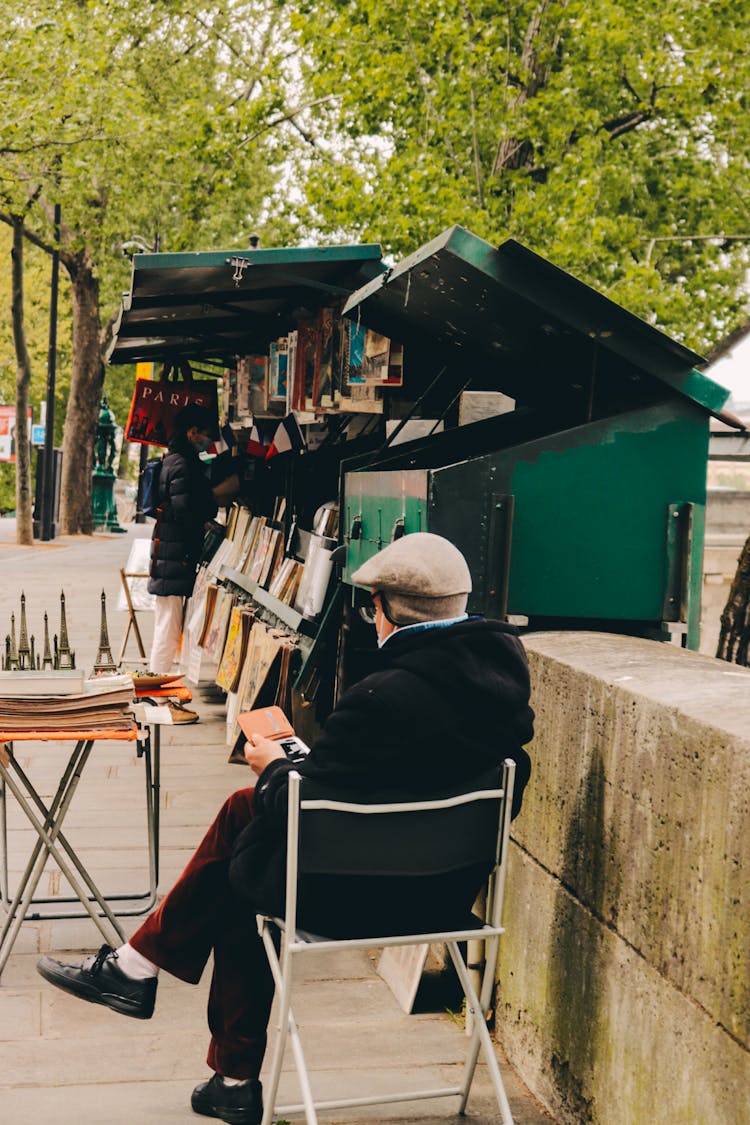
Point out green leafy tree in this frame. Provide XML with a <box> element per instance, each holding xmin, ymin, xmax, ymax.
<box><xmin>0</xmin><ymin>0</ymin><xmax>306</xmax><ymax>533</ymax></box>
<box><xmin>0</xmin><ymin>223</ymin><xmax>72</xmax><ymax>515</ymax></box>
<box><xmin>287</xmin><ymin>0</ymin><xmax>750</xmax><ymax>354</ymax></box>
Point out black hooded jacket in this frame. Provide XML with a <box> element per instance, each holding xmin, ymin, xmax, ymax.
<box><xmin>229</xmin><ymin>617</ymin><xmax>534</xmax><ymax>935</ymax></box>
<box><xmin>147</xmin><ymin>435</ymin><xmax>218</xmax><ymax>598</ymax></box>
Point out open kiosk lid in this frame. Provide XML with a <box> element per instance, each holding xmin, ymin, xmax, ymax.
<box><xmin>342</xmin><ymin>225</ymin><xmax>728</xmax><ymax>416</ymax></box>
<box><xmin>107</xmin><ymin>243</ymin><xmax>385</xmax><ymax>367</ymax></box>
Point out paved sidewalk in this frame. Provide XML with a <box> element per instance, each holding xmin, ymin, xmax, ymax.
<box><xmin>0</xmin><ymin>521</ymin><xmax>555</xmax><ymax>1125</ymax></box>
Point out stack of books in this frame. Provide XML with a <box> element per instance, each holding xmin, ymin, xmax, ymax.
<box><xmin>0</xmin><ymin>673</ymin><xmax>136</xmax><ymax>733</ymax></box>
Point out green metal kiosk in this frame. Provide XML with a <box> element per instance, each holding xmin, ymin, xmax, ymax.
<box><xmin>339</xmin><ymin>226</ymin><xmax>730</xmax><ymax>650</ymax></box>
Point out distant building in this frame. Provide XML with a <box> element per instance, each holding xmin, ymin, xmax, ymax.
<box><xmin>705</xmin><ymin>316</ymin><xmax>750</xmax><ymax>415</ymax></box>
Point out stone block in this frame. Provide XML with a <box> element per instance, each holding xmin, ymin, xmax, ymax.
<box><xmin>498</xmin><ymin>633</ymin><xmax>750</xmax><ymax>1125</ymax></box>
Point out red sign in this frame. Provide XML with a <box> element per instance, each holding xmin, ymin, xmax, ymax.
<box><xmin>0</xmin><ymin>405</ymin><xmax>32</xmax><ymax>463</ymax></box>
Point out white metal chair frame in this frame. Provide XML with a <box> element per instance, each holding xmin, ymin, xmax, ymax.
<box><xmin>257</xmin><ymin>759</ymin><xmax>517</xmax><ymax>1125</ymax></box>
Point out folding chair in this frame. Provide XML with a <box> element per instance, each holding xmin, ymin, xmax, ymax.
<box><xmin>258</xmin><ymin>759</ymin><xmax>517</xmax><ymax>1125</ymax></box>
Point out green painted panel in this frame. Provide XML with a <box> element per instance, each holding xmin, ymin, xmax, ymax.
<box><xmin>134</xmin><ymin>244</ymin><xmax>383</xmax><ymax>272</ymax></box>
<box><xmin>343</xmin><ymin>472</ymin><xmax>427</xmax><ymax>583</ymax></box>
<box><xmin>505</xmin><ymin>402</ymin><xmax>708</xmax><ymax>621</ymax></box>
<box><xmin>342</xmin><ymin>401</ymin><xmax>709</xmax><ymax>637</ymax></box>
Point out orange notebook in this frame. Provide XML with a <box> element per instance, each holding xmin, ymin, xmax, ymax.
<box><xmin>236</xmin><ymin>705</ymin><xmax>310</xmax><ymax>764</ymax></box>
<box><xmin>239</xmin><ymin>705</ymin><xmax>294</xmax><ymax>742</ymax></box>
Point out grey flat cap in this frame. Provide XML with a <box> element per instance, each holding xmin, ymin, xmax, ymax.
<box><xmin>351</xmin><ymin>532</ymin><xmax>472</xmax><ymax>625</ymax></box>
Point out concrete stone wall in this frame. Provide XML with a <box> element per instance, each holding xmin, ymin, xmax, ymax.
<box><xmin>496</xmin><ymin>632</ymin><xmax>750</xmax><ymax>1125</ymax></box>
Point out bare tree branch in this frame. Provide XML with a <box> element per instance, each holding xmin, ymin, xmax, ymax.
<box><xmin>0</xmin><ymin>132</ymin><xmax>107</xmax><ymax>156</ymax></box>
<box><xmin>235</xmin><ymin>95</ymin><xmax>336</xmax><ymax>150</ymax></box>
<box><xmin>603</xmin><ymin>109</ymin><xmax>653</xmax><ymax>139</ymax></box>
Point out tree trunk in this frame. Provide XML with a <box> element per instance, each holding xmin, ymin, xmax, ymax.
<box><xmin>492</xmin><ymin>0</ymin><xmax>569</xmax><ymax>177</ymax></box>
<box><xmin>10</xmin><ymin>216</ymin><xmax>34</xmax><ymax>545</ymax></box>
<box><xmin>59</xmin><ymin>254</ymin><xmax>102</xmax><ymax>535</ymax></box>
<box><xmin>716</xmin><ymin>534</ymin><xmax>750</xmax><ymax>665</ymax></box>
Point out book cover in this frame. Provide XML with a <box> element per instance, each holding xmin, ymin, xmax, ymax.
<box><xmin>215</xmin><ymin>606</ymin><xmax>243</xmax><ymax>692</ymax></box>
<box><xmin>238</xmin><ymin>704</ymin><xmax>294</xmax><ymax>742</ymax></box>
<box><xmin>233</xmin><ymin>624</ymin><xmax>284</xmax><ymax>739</ymax></box>
<box><xmin>235</xmin><ymin>356</ymin><xmax>251</xmax><ymax>416</ymax></box>
<box><xmin>286</xmin><ymin>329</ymin><xmax>298</xmax><ymax>413</ymax></box>
<box><xmin>276</xmin><ymin>337</ymin><xmax>289</xmax><ymax>402</ymax></box>
<box><xmin>203</xmin><ymin>588</ymin><xmax>234</xmax><ymax>661</ymax></box>
<box><xmin>268</xmin><ymin>338</ymin><xmax>288</xmax><ymax>402</ymax></box>
<box><xmin>316</xmin><ymin>307</ymin><xmax>335</xmax><ymax>408</ymax></box>
<box><xmin>216</xmin><ymin>607</ymin><xmax>254</xmax><ymax>694</ymax></box>
<box><xmin>293</xmin><ymin>322</ymin><xmax>313</xmax><ymax>413</ymax></box>
<box><xmin>231</xmin><ymin>699</ymin><xmax>310</xmax><ymax>766</ymax></box>
<box><xmin>267</xmin><ymin>556</ymin><xmax>293</xmax><ymax>600</ymax></box>
<box><xmin>385</xmin><ymin>340</ymin><xmax>404</xmax><ymax>386</ymax></box>
<box><xmin>346</xmin><ymin>321</ymin><xmax>366</xmax><ymax>384</ymax></box>
<box><xmin>238</xmin><ymin>516</ymin><xmax>265</xmax><ymax>574</ymax></box>
<box><xmin>298</xmin><ymin>319</ymin><xmax>318</xmax><ymax>412</ymax></box>
<box><xmin>248</xmin><ymin>354</ymin><xmax>269</xmax><ymax>416</ymax></box>
<box><xmin>258</xmin><ymin>529</ymin><xmax>282</xmax><ymax>588</ymax></box>
<box><xmin>362</xmin><ymin>329</ymin><xmax>390</xmax><ymax>383</ymax></box>
<box><xmin>247</xmin><ymin>525</ymin><xmax>272</xmax><ymax>585</ymax></box>
<box><xmin>197</xmin><ymin>583</ymin><xmax>219</xmax><ymax>647</ymax></box>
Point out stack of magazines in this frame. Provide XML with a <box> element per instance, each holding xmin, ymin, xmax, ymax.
<box><xmin>0</xmin><ymin>673</ymin><xmax>135</xmax><ymax>733</ymax></box>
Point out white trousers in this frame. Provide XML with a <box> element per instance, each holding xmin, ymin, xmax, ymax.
<box><xmin>150</xmin><ymin>595</ymin><xmax>184</xmax><ymax>674</ymax></box>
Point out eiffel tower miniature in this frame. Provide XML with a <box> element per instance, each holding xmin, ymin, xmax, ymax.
<box><xmin>7</xmin><ymin>613</ymin><xmax>19</xmax><ymax>671</ymax></box>
<box><xmin>55</xmin><ymin>592</ymin><xmax>76</xmax><ymax>670</ymax></box>
<box><xmin>41</xmin><ymin>612</ymin><xmax>54</xmax><ymax>670</ymax></box>
<box><xmin>3</xmin><ymin>635</ymin><xmax>11</xmax><ymax>671</ymax></box>
<box><xmin>92</xmin><ymin>590</ymin><xmax>118</xmax><ymax>674</ymax></box>
<box><xmin>17</xmin><ymin>593</ymin><xmax>33</xmax><ymax>670</ymax></box>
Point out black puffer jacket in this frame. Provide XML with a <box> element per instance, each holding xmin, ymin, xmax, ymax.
<box><xmin>147</xmin><ymin>435</ymin><xmax>218</xmax><ymax>597</ymax></box>
<box><xmin>229</xmin><ymin>617</ymin><xmax>534</xmax><ymax>935</ymax></box>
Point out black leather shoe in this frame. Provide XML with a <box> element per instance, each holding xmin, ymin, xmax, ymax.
<box><xmin>191</xmin><ymin>1074</ymin><xmax>263</xmax><ymax>1124</ymax></box>
<box><xmin>36</xmin><ymin>944</ymin><xmax>157</xmax><ymax>1019</ymax></box>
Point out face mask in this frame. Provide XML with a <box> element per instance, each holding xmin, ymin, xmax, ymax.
<box><xmin>194</xmin><ymin>434</ymin><xmax>212</xmax><ymax>453</ymax></box>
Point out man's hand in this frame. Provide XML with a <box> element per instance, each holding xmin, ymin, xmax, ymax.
<box><xmin>212</xmin><ymin>474</ymin><xmax>240</xmax><ymax>506</ymax></box>
<box><xmin>245</xmin><ymin>733</ymin><xmax>286</xmax><ymax>776</ymax></box>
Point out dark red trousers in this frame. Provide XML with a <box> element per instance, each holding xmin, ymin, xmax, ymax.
<box><xmin>130</xmin><ymin>787</ymin><xmax>275</xmax><ymax>1080</ymax></box>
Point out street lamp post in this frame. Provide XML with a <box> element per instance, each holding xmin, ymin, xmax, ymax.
<box><xmin>39</xmin><ymin>203</ymin><xmax>61</xmax><ymax>541</ymax></box>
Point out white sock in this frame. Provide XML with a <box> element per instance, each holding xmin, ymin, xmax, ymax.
<box><xmin>221</xmin><ymin>1076</ymin><xmax>250</xmax><ymax>1087</ymax></box>
<box><xmin>113</xmin><ymin>943</ymin><xmax>159</xmax><ymax>980</ymax></box>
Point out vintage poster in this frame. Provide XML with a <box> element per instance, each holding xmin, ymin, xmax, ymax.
<box><xmin>0</xmin><ymin>406</ymin><xmax>31</xmax><ymax>463</ymax></box>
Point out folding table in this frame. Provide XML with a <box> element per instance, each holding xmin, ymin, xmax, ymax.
<box><xmin>0</xmin><ymin>722</ymin><xmax>157</xmax><ymax>978</ymax></box>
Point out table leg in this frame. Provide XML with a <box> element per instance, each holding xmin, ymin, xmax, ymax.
<box><xmin>5</xmin><ymin>744</ymin><xmax>129</xmax><ymax>933</ymax></box>
<box><xmin>1</xmin><ymin>738</ymin><xmax>90</xmax><ymax>916</ymax></box>
<box><xmin>0</xmin><ymin>770</ymin><xmax>7</xmax><ymax>908</ymax></box>
<box><xmin>0</xmin><ymin>750</ymin><xmax>125</xmax><ymax>977</ymax></box>
<box><xmin>152</xmin><ymin>724</ymin><xmax>161</xmax><ymax>887</ymax></box>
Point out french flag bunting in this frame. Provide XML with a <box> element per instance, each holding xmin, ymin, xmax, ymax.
<box><xmin>207</xmin><ymin>424</ymin><xmax>238</xmax><ymax>457</ymax></box>
<box><xmin>266</xmin><ymin>413</ymin><xmax>307</xmax><ymax>460</ymax></box>
<box><xmin>247</xmin><ymin>422</ymin><xmax>272</xmax><ymax>458</ymax></box>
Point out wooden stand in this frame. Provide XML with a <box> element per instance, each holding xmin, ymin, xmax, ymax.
<box><xmin>118</xmin><ymin>567</ymin><xmax>149</xmax><ymax>665</ymax></box>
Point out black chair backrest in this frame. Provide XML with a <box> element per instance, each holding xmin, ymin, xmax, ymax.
<box><xmin>297</xmin><ymin>770</ymin><xmax>505</xmax><ymax>879</ymax></box>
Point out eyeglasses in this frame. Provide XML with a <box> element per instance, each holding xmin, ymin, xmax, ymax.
<box><xmin>359</xmin><ymin>592</ymin><xmax>380</xmax><ymax>625</ymax></box>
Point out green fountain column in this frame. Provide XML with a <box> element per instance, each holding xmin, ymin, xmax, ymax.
<box><xmin>91</xmin><ymin>397</ymin><xmax>127</xmax><ymax>532</ymax></box>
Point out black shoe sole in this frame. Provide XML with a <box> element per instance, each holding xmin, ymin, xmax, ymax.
<box><xmin>190</xmin><ymin>1095</ymin><xmax>261</xmax><ymax>1125</ymax></box>
<box><xmin>36</xmin><ymin>959</ymin><xmax>154</xmax><ymax>1020</ymax></box>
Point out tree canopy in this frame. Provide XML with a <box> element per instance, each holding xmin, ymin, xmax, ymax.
<box><xmin>0</xmin><ymin>0</ymin><xmax>306</xmax><ymax>529</ymax></box>
<box><xmin>289</xmin><ymin>0</ymin><xmax>750</xmax><ymax>354</ymax></box>
<box><xmin>1</xmin><ymin>0</ymin><xmax>749</xmax><ymax>530</ymax></box>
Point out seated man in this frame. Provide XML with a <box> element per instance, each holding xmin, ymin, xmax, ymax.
<box><xmin>37</xmin><ymin>532</ymin><xmax>534</xmax><ymax>1125</ymax></box>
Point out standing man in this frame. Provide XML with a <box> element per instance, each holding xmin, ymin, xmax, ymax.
<box><xmin>148</xmin><ymin>404</ymin><xmax>219</xmax><ymax>706</ymax></box>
